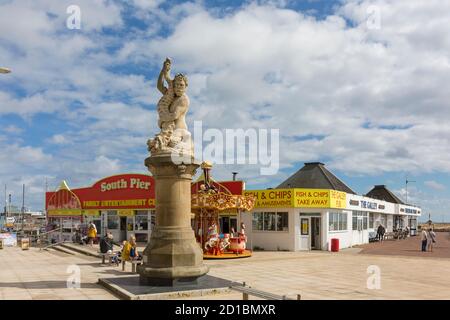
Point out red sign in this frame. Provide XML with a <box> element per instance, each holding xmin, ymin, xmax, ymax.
<box><xmin>46</xmin><ymin>174</ymin><xmax>155</xmax><ymax>210</ymax></box>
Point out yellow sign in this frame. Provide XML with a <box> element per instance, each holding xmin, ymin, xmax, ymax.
<box><xmin>83</xmin><ymin>210</ymin><xmax>100</xmax><ymax>216</ymax></box>
<box><xmin>118</xmin><ymin>209</ymin><xmax>134</xmax><ymax>217</ymax></box>
<box><xmin>47</xmin><ymin>209</ymin><xmax>82</xmax><ymax>216</ymax></box>
<box><xmin>246</xmin><ymin>188</ymin><xmax>347</xmax><ymax>209</ymax></box>
<box><xmin>329</xmin><ymin>190</ymin><xmax>346</xmax><ymax>209</ymax></box>
<box><xmin>244</xmin><ymin>189</ymin><xmax>294</xmax><ymax>208</ymax></box>
<box><xmin>83</xmin><ymin>199</ymin><xmax>153</xmax><ymax>208</ymax></box>
<box><xmin>294</xmin><ymin>189</ymin><xmax>330</xmax><ymax>207</ymax></box>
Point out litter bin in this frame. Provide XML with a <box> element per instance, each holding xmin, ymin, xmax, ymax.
<box><xmin>331</xmin><ymin>238</ymin><xmax>339</xmax><ymax>252</ymax></box>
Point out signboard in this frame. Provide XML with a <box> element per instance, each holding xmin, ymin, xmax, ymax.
<box><xmin>301</xmin><ymin>218</ymin><xmax>309</xmax><ymax>235</ymax></box>
<box><xmin>46</xmin><ymin>174</ymin><xmax>156</xmax><ymax>211</ymax></box>
<box><xmin>47</xmin><ymin>209</ymin><xmax>82</xmax><ymax>217</ymax></box>
<box><xmin>244</xmin><ymin>188</ymin><xmax>347</xmax><ymax>209</ymax></box>
<box><xmin>83</xmin><ymin>210</ymin><xmax>100</xmax><ymax>216</ymax></box>
<box><xmin>118</xmin><ymin>209</ymin><xmax>134</xmax><ymax>217</ymax></box>
<box><xmin>244</xmin><ymin>189</ymin><xmax>294</xmax><ymax>208</ymax></box>
<box><xmin>0</xmin><ymin>233</ymin><xmax>17</xmax><ymax>246</ymax></box>
<box><xmin>21</xmin><ymin>238</ymin><xmax>30</xmax><ymax>250</ymax></box>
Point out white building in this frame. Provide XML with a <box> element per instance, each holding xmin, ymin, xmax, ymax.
<box><xmin>242</xmin><ymin>163</ymin><xmax>421</xmax><ymax>252</ymax></box>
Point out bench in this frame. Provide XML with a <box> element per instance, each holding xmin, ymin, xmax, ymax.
<box><xmin>122</xmin><ymin>259</ymin><xmax>142</xmax><ymax>273</ymax></box>
<box><xmin>383</xmin><ymin>232</ymin><xmax>395</xmax><ymax>240</ymax></box>
<box><xmin>99</xmin><ymin>252</ymin><xmax>118</xmax><ymax>265</ymax></box>
<box><xmin>368</xmin><ymin>232</ymin><xmax>378</xmax><ymax>242</ymax></box>
<box><xmin>231</xmin><ymin>283</ymin><xmax>300</xmax><ymax>300</ymax></box>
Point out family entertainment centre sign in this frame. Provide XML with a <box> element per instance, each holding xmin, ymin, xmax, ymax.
<box><xmin>244</xmin><ymin>188</ymin><xmax>346</xmax><ymax>209</ymax></box>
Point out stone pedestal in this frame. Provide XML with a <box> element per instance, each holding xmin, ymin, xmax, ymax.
<box><xmin>137</xmin><ymin>154</ymin><xmax>209</xmax><ymax>286</ymax></box>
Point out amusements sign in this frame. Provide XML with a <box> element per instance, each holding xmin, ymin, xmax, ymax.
<box><xmin>243</xmin><ymin>189</ymin><xmax>294</xmax><ymax>208</ymax></box>
<box><xmin>244</xmin><ymin>189</ymin><xmax>347</xmax><ymax>209</ymax></box>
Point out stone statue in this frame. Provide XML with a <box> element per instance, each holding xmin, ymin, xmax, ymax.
<box><xmin>139</xmin><ymin>57</ymin><xmax>208</xmax><ymax>286</ymax></box>
<box><xmin>148</xmin><ymin>58</ymin><xmax>193</xmax><ymax>157</ymax></box>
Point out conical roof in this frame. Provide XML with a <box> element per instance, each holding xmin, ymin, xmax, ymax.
<box><xmin>277</xmin><ymin>162</ymin><xmax>356</xmax><ymax>194</ymax></box>
<box><xmin>366</xmin><ymin>185</ymin><xmax>405</xmax><ymax>204</ymax></box>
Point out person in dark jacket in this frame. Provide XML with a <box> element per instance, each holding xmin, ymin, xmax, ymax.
<box><xmin>100</xmin><ymin>232</ymin><xmax>114</xmax><ymax>254</ymax></box>
<box><xmin>377</xmin><ymin>224</ymin><xmax>386</xmax><ymax>242</ymax></box>
<box><xmin>100</xmin><ymin>232</ymin><xmax>119</xmax><ymax>265</ymax></box>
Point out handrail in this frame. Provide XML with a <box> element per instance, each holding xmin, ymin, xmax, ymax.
<box><xmin>230</xmin><ymin>282</ymin><xmax>300</xmax><ymax>300</ymax></box>
<box><xmin>38</xmin><ymin>227</ymin><xmax>63</xmax><ymax>237</ymax></box>
<box><xmin>40</xmin><ymin>240</ymin><xmax>67</xmax><ymax>251</ymax></box>
<box><xmin>37</xmin><ymin>227</ymin><xmax>63</xmax><ymax>250</ymax></box>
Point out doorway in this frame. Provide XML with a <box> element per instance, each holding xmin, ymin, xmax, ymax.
<box><xmin>310</xmin><ymin>217</ymin><xmax>321</xmax><ymax>250</ymax></box>
<box><xmin>120</xmin><ymin>216</ymin><xmax>127</xmax><ymax>242</ymax></box>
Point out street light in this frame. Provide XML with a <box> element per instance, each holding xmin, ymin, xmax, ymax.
<box><xmin>405</xmin><ymin>176</ymin><xmax>416</xmax><ymax>204</ymax></box>
<box><xmin>0</xmin><ymin>67</ymin><xmax>11</xmax><ymax>74</ymax></box>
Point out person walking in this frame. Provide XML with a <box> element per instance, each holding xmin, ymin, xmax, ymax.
<box><xmin>87</xmin><ymin>221</ymin><xmax>97</xmax><ymax>247</ymax></box>
<box><xmin>377</xmin><ymin>224</ymin><xmax>386</xmax><ymax>242</ymax></box>
<box><xmin>421</xmin><ymin>228</ymin><xmax>428</xmax><ymax>252</ymax></box>
<box><xmin>427</xmin><ymin>228</ymin><xmax>436</xmax><ymax>252</ymax></box>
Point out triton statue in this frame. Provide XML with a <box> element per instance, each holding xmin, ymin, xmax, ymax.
<box><xmin>148</xmin><ymin>58</ymin><xmax>193</xmax><ymax>157</ymax></box>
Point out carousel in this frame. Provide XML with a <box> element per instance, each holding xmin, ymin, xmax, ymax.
<box><xmin>191</xmin><ymin>162</ymin><xmax>255</xmax><ymax>259</ymax></box>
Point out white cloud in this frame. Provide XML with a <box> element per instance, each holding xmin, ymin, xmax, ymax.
<box><xmin>2</xmin><ymin>125</ymin><xmax>23</xmax><ymax>134</ymax></box>
<box><xmin>49</xmin><ymin>134</ymin><xmax>69</xmax><ymax>145</ymax></box>
<box><xmin>1</xmin><ymin>0</ymin><xmax>450</xmax><ymax>215</ymax></box>
<box><xmin>424</xmin><ymin>180</ymin><xmax>446</xmax><ymax>191</ymax></box>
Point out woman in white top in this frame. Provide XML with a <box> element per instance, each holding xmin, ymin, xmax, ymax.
<box><xmin>427</xmin><ymin>228</ymin><xmax>436</xmax><ymax>252</ymax></box>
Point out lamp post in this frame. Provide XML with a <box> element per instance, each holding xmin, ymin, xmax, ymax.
<box><xmin>0</xmin><ymin>67</ymin><xmax>11</xmax><ymax>74</ymax></box>
<box><xmin>405</xmin><ymin>177</ymin><xmax>416</xmax><ymax>204</ymax></box>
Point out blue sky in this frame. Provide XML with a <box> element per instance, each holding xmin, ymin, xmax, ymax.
<box><xmin>1</xmin><ymin>0</ymin><xmax>450</xmax><ymax>222</ymax></box>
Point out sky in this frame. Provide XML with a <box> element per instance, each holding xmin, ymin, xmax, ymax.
<box><xmin>0</xmin><ymin>0</ymin><xmax>449</xmax><ymax>222</ymax></box>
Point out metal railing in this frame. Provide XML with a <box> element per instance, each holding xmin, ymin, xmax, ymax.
<box><xmin>36</xmin><ymin>227</ymin><xmax>66</xmax><ymax>250</ymax></box>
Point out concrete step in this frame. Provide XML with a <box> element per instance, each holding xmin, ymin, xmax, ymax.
<box><xmin>60</xmin><ymin>243</ymin><xmax>102</xmax><ymax>258</ymax></box>
<box><xmin>50</xmin><ymin>245</ymin><xmax>78</xmax><ymax>255</ymax></box>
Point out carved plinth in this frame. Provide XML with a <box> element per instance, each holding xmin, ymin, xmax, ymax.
<box><xmin>137</xmin><ymin>154</ymin><xmax>209</xmax><ymax>286</ymax></box>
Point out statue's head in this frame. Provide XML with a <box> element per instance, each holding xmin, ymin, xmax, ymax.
<box><xmin>174</xmin><ymin>73</ymin><xmax>188</xmax><ymax>97</ymax></box>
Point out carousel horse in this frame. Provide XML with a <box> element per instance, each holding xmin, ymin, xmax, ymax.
<box><xmin>220</xmin><ymin>233</ymin><xmax>231</xmax><ymax>253</ymax></box>
<box><xmin>204</xmin><ymin>223</ymin><xmax>220</xmax><ymax>255</ymax></box>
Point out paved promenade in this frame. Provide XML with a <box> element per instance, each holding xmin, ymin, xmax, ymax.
<box><xmin>1</xmin><ymin>242</ymin><xmax>450</xmax><ymax>300</ymax></box>
<box><xmin>358</xmin><ymin>232</ymin><xmax>450</xmax><ymax>258</ymax></box>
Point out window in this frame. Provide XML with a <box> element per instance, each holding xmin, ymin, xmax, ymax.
<box><xmin>135</xmin><ymin>211</ymin><xmax>148</xmax><ymax>231</ymax></box>
<box><xmin>264</xmin><ymin>212</ymin><xmax>276</xmax><ymax>231</ymax></box>
<box><xmin>253</xmin><ymin>212</ymin><xmax>264</xmax><ymax>231</ymax></box>
<box><xmin>369</xmin><ymin>213</ymin><xmax>374</xmax><ymax>228</ymax></box>
<box><xmin>276</xmin><ymin>212</ymin><xmax>289</xmax><ymax>231</ymax></box>
<box><xmin>352</xmin><ymin>211</ymin><xmax>368</xmax><ymax>231</ymax></box>
<box><xmin>252</xmin><ymin>212</ymin><xmax>289</xmax><ymax>231</ymax></box>
<box><xmin>127</xmin><ymin>217</ymin><xmax>134</xmax><ymax>231</ymax></box>
<box><xmin>107</xmin><ymin>211</ymin><xmax>119</xmax><ymax>230</ymax></box>
<box><xmin>329</xmin><ymin>212</ymin><xmax>347</xmax><ymax>231</ymax></box>
<box><xmin>301</xmin><ymin>218</ymin><xmax>309</xmax><ymax>235</ymax></box>
<box><xmin>340</xmin><ymin>213</ymin><xmax>347</xmax><ymax>231</ymax></box>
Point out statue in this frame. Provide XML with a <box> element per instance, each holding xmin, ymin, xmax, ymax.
<box><xmin>139</xmin><ymin>57</ymin><xmax>208</xmax><ymax>286</ymax></box>
<box><xmin>148</xmin><ymin>58</ymin><xmax>193</xmax><ymax>157</ymax></box>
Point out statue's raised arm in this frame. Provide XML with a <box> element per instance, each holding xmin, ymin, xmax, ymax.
<box><xmin>157</xmin><ymin>58</ymin><xmax>172</xmax><ymax>95</ymax></box>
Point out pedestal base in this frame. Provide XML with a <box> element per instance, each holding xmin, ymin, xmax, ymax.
<box><xmin>138</xmin><ymin>155</ymin><xmax>209</xmax><ymax>285</ymax></box>
<box><xmin>139</xmin><ymin>275</ymin><xmax>202</xmax><ymax>287</ymax></box>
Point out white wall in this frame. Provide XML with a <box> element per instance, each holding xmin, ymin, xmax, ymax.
<box><xmin>243</xmin><ymin>208</ymin><xmax>296</xmax><ymax>251</ymax></box>
<box><xmin>326</xmin><ymin>210</ymin><xmax>353</xmax><ymax>250</ymax></box>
